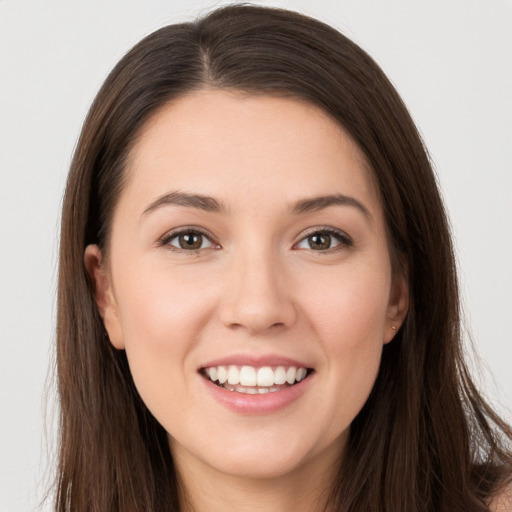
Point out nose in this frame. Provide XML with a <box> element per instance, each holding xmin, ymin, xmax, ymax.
<box><xmin>219</xmin><ymin>249</ymin><xmax>297</xmax><ymax>334</ymax></box>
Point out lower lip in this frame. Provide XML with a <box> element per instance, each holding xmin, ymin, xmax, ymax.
<box><xmin>202</xmin><ymin>374</ymin><xmax>313</xmax><ymax>415</ymax></box>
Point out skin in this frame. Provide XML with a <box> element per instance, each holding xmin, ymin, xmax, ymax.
<box><xmin>490</xmin><ymin>485</ymin><xmax>512</xmax><ymax>512</ymax></box>
<box><xmin>85</xmin><ymin>90</ymin><xmax>409</xmax><ymax>512</ymax></box>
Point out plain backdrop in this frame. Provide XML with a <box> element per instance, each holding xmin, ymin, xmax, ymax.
<box><xmin>0</xmin><ymin>1</ymin><xmax>511</xmax><ymax>510</ymax></box>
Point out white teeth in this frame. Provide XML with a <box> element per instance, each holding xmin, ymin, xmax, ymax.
<box><xmin>296</xmin><ymin>368</ymin><xmax>307</xmax><ymax>382</ymax></box>
<box><xmin>256</xmin><ymin>367</ymin><xmax>274</xmax><ymax>387</ymax></box>
<box><xmin>204</xmin><ymin>364</ymin><xmax>309</xmax><ymax>391</ymax></box>
<box><xmin>217</xmin><ymin>366</ymin><xmax>228</xmax><ymax>384</ymax></box>
<box><xmin>227</xmin><ymin>366</ymin><xmax>240</xmax><ymax>385</ymax></box>
<box><xmin>219</xmin><ymin>385</ymin><xmax>283</xmax><ymax>394</ymax></box>
<box><xmin>240</xmin><ymin>366</ymin><xmax>257</xmax><ymax>386</ymax></box>
<box><xmin>286</xmin><ymin>367</ymin><xmax>296</xmax><ymax>384</ymax></box>
<box><xmin>208</xmin><ymin>367</ymin><xmax>218</xmax><ymax>381</ymax></box>
<box><xmin>274</xmin><ymin>366</ymin><xmax>287</xmax><ymax>385</ymax></box>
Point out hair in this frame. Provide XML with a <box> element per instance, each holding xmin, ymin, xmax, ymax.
<box><xmin>55</xmin><ymin>4</ymin><xmax>512</xmax><ymax>511</ymax></box>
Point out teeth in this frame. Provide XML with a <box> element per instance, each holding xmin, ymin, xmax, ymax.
<box><xmin>257</xmin><ymin>367</ymin><xmax>274</xmax><ymax>387</ymax></box>
<box><xmin>227</xmin><ymin>366</ymin><xmax>240</xmax><ymax>385</ymax></box>
<box><xmin>274</xmin><ymin>366</ymin><xmax>287</xmax><ymax>385</ymax></box>
<box><xmin>217</xmin><ymin>366</ymin><xmax>228</xmax><ymax>384</ymax></box>
<box><xmin>208</xmin><ymin>367</ymin><xmax>218</xmax><ymax>382</ymax></box>
<box><xmin>286</xmin><ymin>367</ymin><xmax>296</xmax><ymax>384</ymax></box>
<box><xmin>204</xmin><ymin>364</ymin><xmax>309</xmax><ymax>390</ymax></box>
<box><xmin>240</xmin><ymin>366</ymin><xmax>257</xmax><ymax>386</ymax></box>
<box><xmin>221</xmin><ymin>385</ymin><xmax>281</xmax><ymax>394</ymax></box>
<box><xmin>296</xmin><ymin>368</ymin><xmax>307</xmax><ymax>381</ymax></box>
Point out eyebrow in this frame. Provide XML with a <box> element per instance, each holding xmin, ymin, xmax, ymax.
<box><xmin>142</xmin><ymin>190</ymin><xmax>372</xmax><ymax>223</ymax></box>
<box><xmin>142</xmin><ymin>191</ymin><xmax>229</xmax><ymax>216</ymax></box>
<box><xmin>290</xmin><ymin>194</ymin><xmax>372</xmax><ymax>222</ymax></box>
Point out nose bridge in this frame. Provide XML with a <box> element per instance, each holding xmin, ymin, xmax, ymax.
<box><xmin>220</xmin><ymin>242</ymin><xmax>296</xmax><ymax>333</ymax></box>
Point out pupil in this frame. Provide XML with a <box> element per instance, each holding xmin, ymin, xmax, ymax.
<box><xmin>309</xmin><ymin>233</ymin><xmax>330</xmax><ymax>250</ymax></box>
<box><xmin>180</xmin><ymin>233</ymin><xmax>202</xmax><ymax>249</ymax></box>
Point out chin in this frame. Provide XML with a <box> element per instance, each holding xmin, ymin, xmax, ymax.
<box><xmin>170</xmin><ymin>424</ymin><xmax>347</xmax><ymax>482</ymax></box>
<box><xmin>207</xmin><ymin>447</ymin><xmax>310</xmax><ymax>480</ymax></box>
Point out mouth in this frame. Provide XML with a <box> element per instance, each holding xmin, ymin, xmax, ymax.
<box><xmin>200</xmin><ymin>365</ymin><xmax>313</xmax><ymax>394</ymax></box>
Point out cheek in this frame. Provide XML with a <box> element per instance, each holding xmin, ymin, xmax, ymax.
<box><xmin>114</xmin><ymin>263</ymin><xmax>214</xmax><ymax>349</ymax></box>
<box><xmin>110</xmin><ymin>264</ymin><xmax>216</xmax><ymax>409</ymax></box>
<box><xmin>300</xmin><ymin>260</ymin><xmax>390</xmax><ymax>415</ymax></box>
<box><xmin>302</xmin><ymin>259</ymin><xmax>391</xmax><ymax>344</ymax></box>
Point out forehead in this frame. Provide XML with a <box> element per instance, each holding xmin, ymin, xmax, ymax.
<box><xmin>121</xmin><ymin>89</ymin><xmax>381</xmax><ymax>218</ymax></box>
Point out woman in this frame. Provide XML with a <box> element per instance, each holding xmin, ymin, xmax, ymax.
<box><xmin>55</xmin><ymin>5</ymin><xmax>512</xmax><ymax>511</ymax></box>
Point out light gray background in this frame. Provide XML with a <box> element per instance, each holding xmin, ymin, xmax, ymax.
<box><xmin>1</xmin><ymin>1</ymin><xmax>511</xmax><ymax>510</ymax></box>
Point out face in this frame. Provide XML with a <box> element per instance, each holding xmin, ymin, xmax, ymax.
<box><xmin>86</xmin><ymin>90</ymin><xmax>408</xmax><ymax>484</ymax></box>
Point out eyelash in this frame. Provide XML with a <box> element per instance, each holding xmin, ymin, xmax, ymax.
<box><xmin>158</xmin><ymin>226</ymin><xmax>353</xmax><ymax>254</ymax></box>
<box><xmin>158</xmin><ymin>227</ymin><xmax>219</xmax><ymax>254</ymax></box>
<box><xmin>294</xmin><ymin>227</ymin><xmax>353</xmax><ymax>253</ymax></box>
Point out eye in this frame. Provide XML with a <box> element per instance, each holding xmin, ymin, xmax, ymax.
<box><xmin>161</xmin><ymin>229</ymin><xmax>218</xmax><ymax>251</ymax></box>
<box><xmin>295</xmin><ymin>229</ymin><xmax>352</xmax><ymax>252</ymax></box>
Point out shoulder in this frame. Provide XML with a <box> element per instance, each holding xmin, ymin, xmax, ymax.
<box><xmin>489</xmin><ymin>483</ymin><xmax>512</xmax><ymax>512</ymax></box>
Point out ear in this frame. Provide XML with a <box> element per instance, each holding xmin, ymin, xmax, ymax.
<box><xmin>384</xmin><ymin>270</ymin><xmax>409</xmax><ymax>344</ymax></box>
<box><xmin>84</xmin><ymin>244</ymin><xmax>125</xmax><ymax>350</ymax></box>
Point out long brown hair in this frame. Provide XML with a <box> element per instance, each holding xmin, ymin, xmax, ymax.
<box><xmin>56</xmin><ymin>5</ymin><xmax>512</xmax><ymax>511</ymax></box>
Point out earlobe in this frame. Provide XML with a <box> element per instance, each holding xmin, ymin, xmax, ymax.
<box><xmin>84</xmin><ymin>244</ymin><xmax>125</xmax><ymax>350</ymax></box>
<box><xmin>384</xmin><ymin>272</ymin><xmax>409</xmax><ymax>344</ymax></box>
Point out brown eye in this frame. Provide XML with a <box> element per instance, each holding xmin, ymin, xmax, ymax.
<box><xmin>165</xmin><ymin>230</ymin><xmax>216</xmax><ymax>251</ymax></box>
<box><xmin>307</xmin><ymin>233</ymin><xmax>332</xmax><ymax>250</ymax></box>
<box><xmin>178</xmin><ymin>233</ymin><xmax>203</xmax><ymax>249</ymax></box>
<box><xmin>295</xmin><ymin>229</ymin><xmax>352</xmax><ymax>252</ymax></box>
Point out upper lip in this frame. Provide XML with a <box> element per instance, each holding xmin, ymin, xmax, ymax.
<box><xmin>200</xmin><ymin>354</ymin><xmax>313</xmax><ymax>370</ymax></box>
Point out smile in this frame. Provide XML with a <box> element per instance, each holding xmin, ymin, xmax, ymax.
<box><xmin>202</xmin><ymin>365</ymin><xmax>311</xmax><ymax>394</ymax></box>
